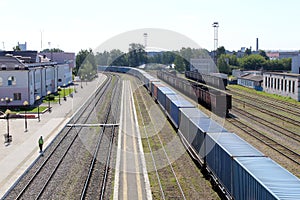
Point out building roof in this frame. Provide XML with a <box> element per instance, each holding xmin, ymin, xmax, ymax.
<box><xmin>0</xmin><ymin>51</ymin><xmax>38</xmax><ymax>63</ymax></box>
<box><xmin>0</xmin><ymin>56</ymin><xmax>26</xmax><ymax>70</ymax></box>
<box><xmin>239</xmin><ymin>73</ymin><xmax>263</xmax><ymax>82</ymax></box>
<box><xmin>264</xmin><ymin>72</ymin><xmax>300</xmax><ymax>77</ymax></box>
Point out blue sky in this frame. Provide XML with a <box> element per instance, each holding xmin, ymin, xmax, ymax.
<box><xmin>0</xmin><ymin>0</ymin><xmax>299</xmax><ymax>53</ymax></box>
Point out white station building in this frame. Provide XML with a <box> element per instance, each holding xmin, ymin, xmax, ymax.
<box><xmin>0</xmin><ymin>53</ymin><xmax>73</xmax><ymax>107</ymax></box>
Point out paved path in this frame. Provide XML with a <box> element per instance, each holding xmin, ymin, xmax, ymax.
<box><xmin>113</xmin><ymin>80</ymin><xmax>152</xmax><ymax>200</ymax></box>
<box><xmin>0</xmin><ymin>74</ymin><xmax>107</xmax><ymax>198</ymax></box>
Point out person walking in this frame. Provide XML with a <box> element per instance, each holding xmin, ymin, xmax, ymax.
<box><xmin>38</xmin><ymin>136</ymin><xmax>44</xmax><ymax>153</ymax></box>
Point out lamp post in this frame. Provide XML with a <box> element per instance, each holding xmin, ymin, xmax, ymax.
<box><xmin>58</xmin><ymin>86</ymin><xmax>61</xmax><ymax>105</ymax></box>
<box><xmin>47</xmin><ymin>91</ymin><xmax>51</xmax><ymax>113</ymax></box>
<box><xmin>4</xmin><ymin>109</ymin><xmax>12</xmax><ymax>144</ymax></box>
<box><xmin>23</xmin><ymin>101</ymin><xmax>28</xmax><ymax>132</ymax></box>
<box><xmin>63</xmin><ymin>84</ymin><xmax>66</xmax><ymax>101</ymax></box>
<box><xmin>68</xmin><ymin>81</ymin><xmax>72</xmax><ymax>98</ymax></box>
<box><xmin>1</xmin><ymin>97</ymin><xmax>13</xmax><ymax>109</ymax></box>
<box><xmin>36</xmin><ymin>96</ymin><xmax>40</xmax><ymax>122</ymax></box>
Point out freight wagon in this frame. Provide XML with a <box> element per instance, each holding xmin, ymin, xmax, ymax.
<box><xmin>185</xmin><ymin>70</ymin><xmax>228</xmax><ymax>90</ymax></box>
<box><xmin>157</xmin><ymin>70</ymin><xmax>231</xmax><ymax>117</ymax></box>
<box><xmin>101</xmin><ymin>66</ymin><xmax>300</xmax><ymax>200</ymax></box>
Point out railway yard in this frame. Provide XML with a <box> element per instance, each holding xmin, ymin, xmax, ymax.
<box><xmin>226</xmin><ymin>85</ymin><xmax>300</xmax><ymax>178</ymax></box>
<box><xmin>1</xmin><ymin>69</ymin><xmax>300</xmax><ymax>199</ymax></box>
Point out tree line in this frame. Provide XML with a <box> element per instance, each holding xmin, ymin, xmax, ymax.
<box><xmin>74</xmin><ymin>44</ymin><xmax>292</xmax><ymax>77</ymax></box>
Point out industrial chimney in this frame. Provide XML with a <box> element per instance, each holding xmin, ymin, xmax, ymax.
<box><xmin>256</xmin><ymin>38</ymin><xmax>259</xmax><ymax>51</ymax></box>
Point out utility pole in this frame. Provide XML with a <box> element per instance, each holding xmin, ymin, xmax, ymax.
<box><xmin>212</xmin><ymin>22</ymin><xmax>219</xmax><ymax>64</ymax></box>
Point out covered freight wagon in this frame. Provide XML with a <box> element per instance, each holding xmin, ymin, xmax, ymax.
<box><xmin>165</xmin><ymin>94</ymin><xmax>195</xmax><ymax>128</ymax></box>
<box><xmin>205</xmin><ymin>132</ymin><xmax>265</xmax><ymax>198</ymax></box>
<box><xmin>232</xmin><ymin>157</ymin><xmax>300</xmax><ymax>200</ymax></box>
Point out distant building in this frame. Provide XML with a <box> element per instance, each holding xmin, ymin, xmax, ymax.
<box><xmin>190</xmin><ymin>58</ymin><xmax>217</xmax><ymax>73</ymax></box>
<box><xmin>263</xmin><ymin>72</ymin><xmax>300</xmax><ymax>101</ymax></box>
<box><xmin>292</xmin><ymin>55</ymin><xmax>300</xmax><ymax>74</ymax></box>
<box><xmin>237</xmin><ymin>73</ymin><xmax>263</xmax><ymax>91</ymax></box>
<box><xmin>18</xmin><ymin>42</ymin><xmax>27</xmax><ymax>51</ymax></box>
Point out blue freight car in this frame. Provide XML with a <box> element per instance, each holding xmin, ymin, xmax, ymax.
<box><xmin>233</xmin><ymin>157</ymin><xmax>300</xmax><ymax>200</ymax></box>
<box><xmin>178</xmin><ymin>107</ymin><xmax>227</xmax><ymax>163</ymax></box>
<box><xmin>206</xmin><ymin>132</ymin><xmax>265</xmax><ymax>198</ymax></box>
<box><xmin>165</xmin><ymin>94</ymin><xmax>195</xmax><ymax>128</ymax></box>
<box><xmin>156</xmin><ymin>86</ymin><xmax>176</xmax><ymax>110</ymax></box>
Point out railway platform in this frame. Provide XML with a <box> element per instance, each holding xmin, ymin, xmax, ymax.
<box><xmin>0</xmin><ymin>74</ymin><xmax>107</xmax><ymax>198</ymax></box>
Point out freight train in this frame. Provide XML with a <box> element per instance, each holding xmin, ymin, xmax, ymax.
<box><xmin>157</xmin><ymin>70</ymin><xmax>231</xmax><ymax>117</ymax></box>
<box><xmin>185</xmin><ymin>70</ymin><xmax>228</xmax><ymax>90</ymax></box>
<box><xmin>99</xmin><ymin>66</ymin><xmax>300</xmax><ymax>200</ymax></box>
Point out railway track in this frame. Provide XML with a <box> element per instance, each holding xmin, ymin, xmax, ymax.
<box><xmin>229</xmin><ymin>89</ymin><xmax>300</xmax><ymax>118</ymax></box>
<box><xmin>134</xmin><ymin>80</ymin><xmax>186</xmax><ymax>200</ymax></box>
<box><xmin>81</xmin><ymin>76</ymin><xmax>121</xmax><ymax>200</ymax></box>
<box><xmin>229</xmin><ymin>86</ymin><xmax>300</xmax><ymax>111</ymax></box>
<box><xmin>3</xmin><ymin>74</ymin><xmax>120</xmax><ymax>199</ymax></box>
<box><xmin>232</xmin><ymin>107</ymin><xmax>300</xmax><ymax>144</ymax></box>
<box><xmin>233</xmin><ymin>96</ymin><xmax>300</xmax><ymax>127</ymax></box>
<box><xmin>227</xmin><ymin>114</ymin><xmax>300</xmax><ymax>166</ymax></box>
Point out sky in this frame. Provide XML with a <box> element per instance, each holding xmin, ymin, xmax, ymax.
<box><xmin>0</xmin><ymin>0</ymin><xmax>299</xmax><ymax>53</ymax></box>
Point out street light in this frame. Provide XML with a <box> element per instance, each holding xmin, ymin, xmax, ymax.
<box><xmin>68</xmin><ymin>81</ymin><xmax>72</xmax><ymax>98</ymax></box>
<box><xmin>23</xmin><ymin>101</ymin><xmax>28</xmax><ymax>132</ymax></box>
<box><xmin>58</xmin><ymin>86</ymin><xmax>61</xmax><ymax>105</ymax></box>
<box><xmin>63</xmin><ymin>84</ymin><xmax>66</xmax><ymax>101</ymax></box>
<box><xmin>47</xmin><ymin>91</ymin><xmax>51</xmax><ymax>113</ymax></box>
<box><xmin>36</xmin><ymin>96</ymin><xmax>40</xmax><ymax>122</ymax></box>
<box><xmin>4</xmin><ymin>109</ymin><xmax>12</xmax><ymax>144</ymax></box>
<box><xmin>1</xmin><ymin>97</ymin><xmax>13</xmax><ymax>109</ymax></box>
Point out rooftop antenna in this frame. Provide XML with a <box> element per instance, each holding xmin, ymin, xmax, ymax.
<box><xmin>212</xmin><ymin>22</ymin><xmax>219</xmax><ymax>64</ymax></box>
<box><xmin>40</xmin><ymin>30</ymin><xmax>43</xmax><ymax>51</ymax></box>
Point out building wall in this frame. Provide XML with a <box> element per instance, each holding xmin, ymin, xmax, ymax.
<box><xmin>57</xmin><ymin>64</ymin><xmax>72</xmax><ymax>86</ymax></box>
<box><xmin>263</xmin><ymin>73</ymin><xmax>300</xmax><ymax>101</ymax></box>
<box><xmin>238</xmin><ymin>78</ymin><xmax>255</xmax><ymax>88</ymax></box>
<box><xmin>0</xmin><ymin>70</ymin><xmax>30</xmax><ymax>106</ymax></box>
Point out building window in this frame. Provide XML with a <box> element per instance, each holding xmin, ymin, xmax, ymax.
<box><xmin>289</xmin><ymin>80</ymin><xmax>291</xmax><ymax>92</ymax></box>
<box><xmin>281</xmin><ymin>79</ymin><xmax>283</xmax><ymax>90</ymax></box>
<box><xmin>285</xmin><ymin>80</ymin><xmax>287</xmax><ymax>91</ymax></box>
<box><xmin>292</xmin><ymin>81</ymin><xmax>295</xmax><ymax>93</ymax></box>
<box><xmin>265</xmin><ymin>77</ymin><xmax>267</xmax><ymax>87</ymax></box>
<box><xmin>277</xmin><ymin>79</ymin><xmax>280</xmax><ymax>90</ymax></box>
<box><xmin>13</xmin><ymin>93</ymin><xmax>21</xmax><ymax>100</ymax></box>
<box><xmin>274</xmin><ymin>78</ymin><xmax>277</xmax><ymax>89</ymax></box>
<box><xmin>8</xmin><ymin>76</ymin><xmax>16</xmax><ymax>86</ymax></box>
<box><xmin>271</xmin><ymin>78</ymin><xmax>273</xmax><ymax>88</ymax></box>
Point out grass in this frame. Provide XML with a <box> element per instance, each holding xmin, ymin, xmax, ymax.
<box><xmin>228</xmin><ymin>85</ymin><xmax>300</xmax><ymax>104</ymax></box>
<box><xmin>43</xmin><ymin>88</ymin><xmax>75</xmax><ymax>103</ymax></box>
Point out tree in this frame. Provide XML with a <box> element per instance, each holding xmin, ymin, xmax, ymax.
<box><xmin>216</xmin><ymin>46</ymin><xmax>226</xmax><ymax>59</ymax></box>
<box><xmin>13</xmin><ymin>45</ymin><xmax>21</xmax><ymax>51</ymax></box>
<box><xmin>127</xmin><ymin>43</ymin><xmax>147</xmax><ymax>67</ymax></box>
<box><xmin>174</xmin><ymin>55</ymin><xmax>186</xmax><ymax>72</ymax></box>
<box><xmin>244</xmin><ymin>48</ymin><xmax>252</xmax><ymax>56</ymax></box>
<box><xmin>217</xmin><ymin>54</ymin><xmax>230</xmax><ymax>74</ymax></box>
<box><xmin>75</xmin><ymin>49</ymin><xmax>96</xmax><ymax>77</ymax></box>
<box><xmin>41</xmin><ymin>48</ymin><xmax>64</xmax><ymax>53</ymax></box>
<box><xmin>239</xmin><ymin>54</ymin><xmax>266</xmax><ymax>70</ymax></box>
<box><xmin>259</xmin><ymin>50</ymin><xmax>269</xmax><ymax>60</ymax></box>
